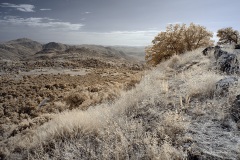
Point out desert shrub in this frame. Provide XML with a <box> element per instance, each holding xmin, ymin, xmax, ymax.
<box><xmin>124</xmin><ymin>79</ymin><xmax>141</xmax><ymax>90</ymax></box>
<box><xmin>217</xmin><ymin>27</ymin><xmax>239</xmax><ymax>45</ymax></box>
<box><xmin>145</xmin><ymin>23</ymin><xmax>213</xmax><ymax>65</ymax></box>
<box><xmin>65</xmin><ymin>92</ymin><xmax>89</xmax><ymax>110</ymax></box>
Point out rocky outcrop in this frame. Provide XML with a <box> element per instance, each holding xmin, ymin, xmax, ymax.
<box><xmin>215</xmin><ymin>77</ymin><xmax>238</xmax><ymax>96</ymax></box>
<box><xmin>213</xmin><ymin>46</ymin><xmax>227</xmax><ymax>60</ymax></box>
<box><xmin>231</xmin><ymin>95</ymin><xmax>240</xmax><ymax>122</ymax></box>
<box><xmin>217</xmin><ymin>53</ymin><xmax>239</xmax><ymax>74</ymax></box>
<box><xmin>206</xmin><ymin>46</ymin><xmax>240</xmax><ymax>74</ymax></box>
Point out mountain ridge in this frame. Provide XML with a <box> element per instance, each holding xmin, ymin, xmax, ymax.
<box><xmin>0</xmin><ymin>38</ymin><xmax>42</xmax><ymax>60</ymax></box>
<box><xmin>0</xmin><ymin>38</ymin><xmax>145</xmax><ymax>61</ymax></box>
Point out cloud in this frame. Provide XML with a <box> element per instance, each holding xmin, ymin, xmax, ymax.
<box><xmin>167</xmin><ymin>22</ymin><xmax>183</xmax><ymax>25</ymax></box>
<box><xmin>40</xmin><ymin>8</ymin><xmax>52</xmax><ymax>11</ymax></box>
<box><xmin>0</xmin><ymin>3</ymin><xmax>35</xmax><ymax>12</ymax></box>
<box><xmin>0</xmin><ymin>16</ymin><xmax>84</xmax><ymax>31</ymax></box>
<box><xmin>82</xmin><ymin>12</ymin><xmax>91</xmax><ymax>14</ymax></box>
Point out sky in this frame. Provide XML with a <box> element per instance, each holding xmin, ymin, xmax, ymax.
<box><xmin>0</xmin><ymin>0</ymin><xmax>239</xmax><ymax>46</ymax></box>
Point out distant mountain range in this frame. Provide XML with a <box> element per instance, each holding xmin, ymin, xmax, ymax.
<box><xmin>0</xmin><ymin>38</ymin><xmax>42</xmax><ymax>60</ymax></box>
<box><xmin>110</xmin><ymin>46</ymin><xmax>146</xmax><ymax>61</ymax></box>
<box><xmin>0</xmin><ymin>38</ymin><xmax>145</xmax><ymax>61</ymax></box>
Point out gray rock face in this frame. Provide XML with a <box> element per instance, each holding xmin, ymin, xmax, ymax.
<box><xmin>217</xmin><ymin>53</ymin><xmax>239</xmax><ymax>74</ymax></box>
<box><xmin>231</xmin><ymin>95</ymin><xmax>240</xmax><ymax>122</ymax></box>
<box><xmin>212</xmin><ymin>46</ymin><xmax>239</xmax><ymax>74</ymax></box>
<box><xmin>215</xmin><ymin>77</ymin><xmax>238</xmax><ymax>95</ymax></box>
<box><xmin>214</xmin><ymin>47</ymin><xmax>228</xmax><ymax>60</ymax></box>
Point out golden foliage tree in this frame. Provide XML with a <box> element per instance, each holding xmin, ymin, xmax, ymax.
<box><xmin>146</xmin><ymin>23</ymin><xmax>213</xmax><ymax>65</ymax></box>
<box><xmin>217</xmin><ymin>27</ymin><xmax>239</xmax><ymax>45</ymax></box>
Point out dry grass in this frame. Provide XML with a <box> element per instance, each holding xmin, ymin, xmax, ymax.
<box><xmin>182</xmin><ymin>69</ymin><xmax>223</xmax><ymax>99</ymax></box>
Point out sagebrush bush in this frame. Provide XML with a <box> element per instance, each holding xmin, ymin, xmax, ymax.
<box><xmin>65</xmin><ymin>92</ymin><xmax>89</xmax><ymax>110</ymax></box>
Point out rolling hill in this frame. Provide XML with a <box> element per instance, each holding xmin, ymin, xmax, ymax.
<box><xmin>0</xmin><ymin>38</ymin><xmax>42</xmax><ymax>60</ymax></box>
<box><xmin>0</xmin><ymin>38</ymin><xmax>144</xmax><ymax>62</ymax></box>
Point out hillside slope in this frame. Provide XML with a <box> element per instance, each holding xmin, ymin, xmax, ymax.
<box><xmin>1</xmin><ymin>48</ymin><xmax>240</xmax><ymax>159</ymax></box>
<box><xmin>110</xmin><ymin>46</ymin><xmax>146</xmax><ymax>61</ymax></box>
<box><xmin>0</xmin><ymin>38</ymin><xmax>42</xmax><ymax>60</ymax></box>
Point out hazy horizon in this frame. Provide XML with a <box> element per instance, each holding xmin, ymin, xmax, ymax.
<box><xmin>0</xmin><ymin>0</ymin><xmax>239</xmax><ymax>46</ymax></box>
<box><xmin>0</xmin><ymin>37</ymin><xmax>149</xmax><ymax>47</ymax></box>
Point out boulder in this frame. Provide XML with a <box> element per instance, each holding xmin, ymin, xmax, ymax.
<box><xmin>215</xmin><ymin>77</ymin><xmax>238</xmax><ymax>96</ymax></box>
<box><xmin>214</xmin><ymin>47</ymin><xmax>228</xmax><ymax>60</ymax></box>
<box><xmin>235</xmin><ymin>44</ymin><xmax>240</xmax><ymax>49</ymax></box>
<box><xmin>217</xmin><ymin>53</ymin><xmax>239</xmax><ymax>74</ymax></box>
<box><xmin>202</xmin><ymin>46</ymin><xmax>214</xmax><ymax>56</ymax></box>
